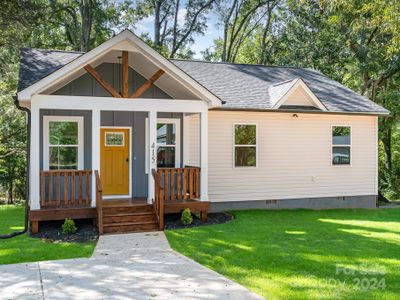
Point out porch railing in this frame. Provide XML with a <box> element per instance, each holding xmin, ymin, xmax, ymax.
<box><xmin>153</xmin><ymin>166</ymin><xmax>201</xmax><ymax>202</ymax></box>
<box><xmin>152</xmin><ymin>169</ymin><xmax>164</xmax><ymax>230</ymax></box>
<box><xmin>40</xmin><ymin>170</ymin><xmax>92</xmax><ymax>209</ymax></box>
<box><xmin>95</xmin><ymin>170</ymin><xmax>103</xmax><ymax>234</ymax></box>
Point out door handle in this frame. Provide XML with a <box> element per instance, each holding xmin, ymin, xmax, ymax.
<box><xmin>126</xmin><ymin>158</ymin><xmax>129</xmax><ymax>162</ymax></box>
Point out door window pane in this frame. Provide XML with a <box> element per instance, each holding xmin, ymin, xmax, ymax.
<box><xmin>157</xmin><ymin>147</ymin><xmax>175</xmax><ymax>168</ymax></box>
<box><xmin>105</xmin><ymin>132</ymin><xmax>124</xmax><ymax>146</ymax></box>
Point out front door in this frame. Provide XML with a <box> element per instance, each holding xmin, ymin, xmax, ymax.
<box><xmin>100</xmin><ymin>128</ymin><xmax>130</xmax><ymax>196</ymax></box>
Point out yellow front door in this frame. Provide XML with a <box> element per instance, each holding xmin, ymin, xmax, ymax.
<box><xmin>100</xmin><ymin>128</ymin><xmax>130</xmax><ymax>195</ymax></box>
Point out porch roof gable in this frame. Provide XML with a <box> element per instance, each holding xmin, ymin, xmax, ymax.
<box><xmin>17</xmin><ymin>30</ymin><xmax>222</xmax><ymax>107</ymax></box>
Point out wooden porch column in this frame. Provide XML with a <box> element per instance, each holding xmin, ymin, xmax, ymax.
<box><xmin>147</xmin><ymin>110</ymin><xmax>157</xmax><ymax>204</ymax></box>
<box><xmin>200</xmin><ymin>111</ymin><xmax>209</xmax><ymax>201</ymax></box>
<box><xmin>30</xmin><ymin>101</ymin><xmax>40</xmax><ymax>210</ymax></box>
<box><xmin>91</xmin><ymin>108</ymin><xmax>101</xmax><ymax>207</ymax></box>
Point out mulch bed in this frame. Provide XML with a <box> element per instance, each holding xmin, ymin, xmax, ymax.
<box><xmin>31</xmin><ymin>219</ymin><xmax>98</xmax><ymax>242</ymax></box>
<box><xmin>164</xmin><ymin>212</ymin><xmax>233</xmax><ymax>230</ymax></box>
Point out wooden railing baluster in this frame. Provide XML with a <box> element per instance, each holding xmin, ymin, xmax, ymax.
<box><xmin>71</xmin><ymin>172</ymin><xmax>76</xmax><ymax>206</ymax></box>
<box><xmin>39</xmin><ymin>170</ymin><xmax>93</xmax><ymax>209</ymax></box>
<box><xmin>56</xmin><ymin>172</ymin><xmax>61</xmax><ymax>207</ymax></box>
<box><xmin>85</xmin><ymin>171</ymin><xmax>90</xmax><ymax>205</ymax></box>
<box><xmin>64</xmin><ymin>171</ymin><xmax>68</xmax><ymax>206</ymax></box>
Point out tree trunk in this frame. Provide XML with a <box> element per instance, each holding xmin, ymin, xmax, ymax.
<box><xmin>80</xmin><ymin>0</ymin><xmax>93</xmax><ymax>51</ymax></box>
<box><xmin>382</xmin><ymin>126</ymin><xmax>392</xmax><ymax>175</ymax></box>
<box><xmin>154</xmin><ymin>0</ymin><xmax>162</xmax><ymax>47</ymax></box>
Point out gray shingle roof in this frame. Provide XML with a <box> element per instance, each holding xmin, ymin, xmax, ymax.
<box><xmin>18</xmin><ymin>48</ymin><xmax>83</xmax><ymax>92</ymax></box>
<box><xmin>171</xmin><ymin>59</ymin><xmax>389</xmax><ymax>114</ymax></box>
<box><xmin>17</xmin><ymin>48</ymin><xmax>389</xmax><ymax>115</ymax></box>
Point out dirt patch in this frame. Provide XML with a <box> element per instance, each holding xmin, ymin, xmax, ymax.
<box><xmin>31</xmin><ymin>219</ymin><xmax>98</xmax><ymax>243</ymax></box>
<box><xmin>164</xmin><ymin>212</ymin><xmax>233</xmax><ymax>230</ymax></box>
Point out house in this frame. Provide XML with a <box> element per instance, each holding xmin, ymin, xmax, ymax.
<box><xmin>15</xmin><ymin>30</ymin><xmax>389</xmax><ymax>234</ymax></box>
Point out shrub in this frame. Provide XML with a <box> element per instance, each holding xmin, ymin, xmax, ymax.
<box><xmin>181</xmin><ymin>208</ymin><xmax>193</xmax><ymax>225</ymax></box>
<box><xmin>62</xmin><ymin>218</ymin><xmax>77</xmax><ymax>235</ymax></box>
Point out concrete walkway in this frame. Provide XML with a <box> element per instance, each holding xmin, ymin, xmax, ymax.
<box><xmin>0</xmin><ymin>232</ymin><xmax>264</xmax><ymax>300</ymax></box>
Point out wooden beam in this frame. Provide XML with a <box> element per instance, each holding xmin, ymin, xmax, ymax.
<box><xmin>84</xmin><ymin>64</ymin><xmax>121</xmax><ymax>98</ymax></box>
<box><xmin>122</xmin><ymin>51</ymin><xmax>129</xmax><ymax>98</ymax></box>
<box><xmin>131</xmin><ymin>69</ymin><xmax>165</xmax><ymax>98</ymax></box>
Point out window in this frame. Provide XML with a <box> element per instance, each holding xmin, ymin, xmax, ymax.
<box><xmin>157</xmin><ymin>119</ymin><xmax>180</xmax><ymax>168</ymax></box>
<box><xmin>43</xmin><ymin>116</ymin><xmax>84</xmax><ymax>170</ymax></box>
<box><xmin>332</xmin><ymin>126</ymin><xmax>351</xmax><ymax>165</ymax></box>
<box><xmin>105</xmin><ymin>132</ymin><xmax>124</xmax><ymax>146</ymax></box>
<box><xmin>234</xmin><ymin>124</ymin><xmax>257</xmax><ymax>167</ymax></box>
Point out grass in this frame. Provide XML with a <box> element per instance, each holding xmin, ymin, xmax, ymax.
<box><xmin>166</xmin><ymin>208</ymin><xmax>400</xmax><ymax>300</ymax></box>
<box><xmin>0</xmin><ymin>205</ymin><xmax>96</xmax><ymax>265</ymax></box>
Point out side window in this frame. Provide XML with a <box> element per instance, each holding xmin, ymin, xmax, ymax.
<box><xmin>332</xmin><ymin>126</ymin><xmax>351</xmax><ymax>165</ymax></box>
<box><xmin>234</xmin><ymin>124</ymin><xmax>257</xmax><ymax>167</ymax></box>
<box><xmin>156</xmin><ymin>119</ymin><xmax>181</xmax><ymax>168</ymax></box>
<box><xmin>43</xmin><ymin>116</ymin><xmax>84</xmax><ymax>170</ymax></box>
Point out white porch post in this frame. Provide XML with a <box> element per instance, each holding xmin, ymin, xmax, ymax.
<box><xmin>91</xmin><ymin>108</ymin><xmax>101</xmax><ymax>207</ymax></box>
<box><xmin>183</xmin><ymin>113</ymin><xmax>189</xmax><ymax>166</ymax></box>
<box><xmin>147</xmin><ymin>110</ymin><xmax>157</xmax><ymax>204</ymax></box>
<box><xmin>30</xmin><ymin>102</ymin><xmax>40</xmax><ymax>210</ymax></box>
<box><xmin>200</xmin><ymin>111</ymin><xmax>209</xmax><ymax>201</ymax></box>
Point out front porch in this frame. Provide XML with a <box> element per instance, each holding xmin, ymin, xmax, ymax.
<box><xmin>30</xmin><ymin>166</ymin><xmax>210</xmax><ymax>234</ymax></box>
<box><xmin>25</xmin><ymin>36</ymin><xmax>214</xmax><ymax>233</ymax></box>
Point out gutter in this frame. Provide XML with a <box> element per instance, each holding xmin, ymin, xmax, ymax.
<box><xmin>210</xmin><ymin>106</ymin><xmax>391</xmax><ymax>117</ymax></box>
<box><xmin>0</xmin><ymin>95</ymin><xmax>30</xmax><ymax>238</ymax></box>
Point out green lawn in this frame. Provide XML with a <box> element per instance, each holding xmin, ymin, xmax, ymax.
<box><xmin>0</xmin><ymin>205</ymin><xmax>96</xmax><ymax>265</ymax></box>
<box><xmin>166</xmin><ymin>208</ymin><xmax>400</xmax><ymax>300</ymax></box>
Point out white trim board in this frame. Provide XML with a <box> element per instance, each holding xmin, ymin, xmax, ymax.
<box><xmin>29</xmin><ymin>95</ymin><xmax>209</xmax><ymax>113</ymax></box>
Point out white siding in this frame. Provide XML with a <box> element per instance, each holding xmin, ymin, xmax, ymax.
<box><xmin>187</xmin><ymin>113</ymin><xmax>200</xmax><ymax>166</ymax></box>
<box><xmin>208</xmin><ymin>110</ymin><xmax>378</xmax><ymax>202</ymax></box>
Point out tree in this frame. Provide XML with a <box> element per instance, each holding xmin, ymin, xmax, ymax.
<box><xmin>135</xmin><ymin>0</ymin><xmax>217</xmax><ymax>58</ymax></box>
<box><xmin>49</xmin><ymin>0</ymin><xmax>130</xmax><ymax>51</ymax></box>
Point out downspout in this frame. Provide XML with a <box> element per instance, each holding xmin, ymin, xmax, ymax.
<box><xmin>0</xmin><ymin>95</ymin><xmax>30</xmax><ymax>238</ymax></box>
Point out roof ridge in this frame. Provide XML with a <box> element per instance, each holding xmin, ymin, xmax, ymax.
<box><xmin>21</xmin><ymin>47</ymin><xmax>85</xmax><ymax>54</ymax></box>
<box><xmin>169</xmin><ymin>58</ymin><xmax>319</xmax><ymax>71</ymax></box>
<box><xmin>272</xmin><ymin>78</ymin><xmax>299</xmax><ymax>87</ymax></box>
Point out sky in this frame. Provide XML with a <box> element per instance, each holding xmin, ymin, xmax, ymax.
<box><xmin>132</xmin><ymin>9</ymin><xmax>221</xmax><ymax>58</ymax></box>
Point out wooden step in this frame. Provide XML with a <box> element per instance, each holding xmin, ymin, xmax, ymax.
<box><xmin>103</xmin><ymin>221</ymin><xmax>159</xmax><ymax>234</ymax></box>
<box><xmin>102</xmin><ymin>205</ymin><xmax>153</xmax><ymax>216</ymax></box>
<box><xmin>103</xmin><ymin>212</ymin><xmax>157</xmax><ymax>224</ymax></box>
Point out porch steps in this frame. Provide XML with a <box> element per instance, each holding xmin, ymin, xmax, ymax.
<box><xmin>101</xmin><ymin>203</ymin><xmax>159</xmax><ymax>234</ymax></box>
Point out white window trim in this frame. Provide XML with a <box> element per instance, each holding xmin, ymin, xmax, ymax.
<box><xmin>43</xmin><ymin>116</ymin><xmax>84</xmax><ymax>170</ymax></box>
<box><xmin>156</xmin><ymin>118</ymin><xmax>181</xmax><ymax>168</ymax></box>
<box><xmin>233</xmin><ymin>123</ymin><xmax>258</xmax><ymax>168</ymax></box>
<box><xmin>331</xmin><ymin>125</ymin><xmax>352</xmax><ymax>167</ymax></box>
